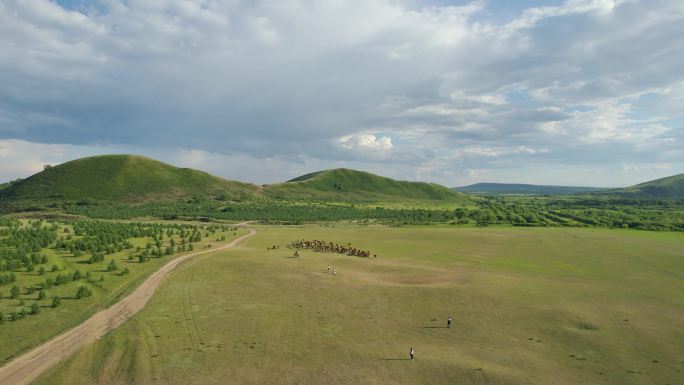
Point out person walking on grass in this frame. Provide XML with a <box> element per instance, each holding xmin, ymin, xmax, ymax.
<box><xmin>447</xmin><ymin>315</ymin><xmax>452</xmax><ymax>328</ymax></box>
<box><xmin>327</xmin><ymin>265</ymin><xmax>331</xmax><ymax>272</ymax></box>
<box><xmin>332</xmin><ymin>267</ymin><xmax>336</xmax><ymax>277</ymax></box>
<box><xmin>409</xmin><ymin>347</ymin><xmax>415</xmax><ymax>360</ymax></box>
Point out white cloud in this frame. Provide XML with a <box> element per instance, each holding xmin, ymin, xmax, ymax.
<box><xmin>338</xmin><ymin>134</ymin><xmax>394</xmax><ymax>151</ymax></box>
<box><xmin>0</xmin><ymin>139</ymin><xmax>67</xmax><ymax>180</ymax></box>
<box><xmin>538</xmin><ymin>102</ymin><xmax>670</xmax><ymax>143</ymax></box>
<box><xmin>452</xmin><ymin>92</ymin><xmax>508</xmax><ymax>106</ymax></box>
<box><xmin>453</xmin><ymin>145</ymin><xmax>548</xmax><ymax>158</ymax></box>
<box><xmin>620</xmin><ymin>163</ymin><xmax>671</xmax><ymax>172</ymax></box>
<box><xmin>0</xmin><ymin>0</ymin><xmax>682</xmax><ymax>186</ymax></box>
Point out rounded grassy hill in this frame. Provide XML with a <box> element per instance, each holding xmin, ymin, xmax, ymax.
<box><xmin>264</xmin><ymin>168</ymin><xmax>468</xmax><ymax>203</ymax></box>
<box><xmin>609</xmin><ymin>173</ymin><xmax>684</xmax><ymax>198</ymax></box>
<box><xmin>0</xmin><ymin>155</ymin><xmax>257</xmax><ymax>204</ymax></box>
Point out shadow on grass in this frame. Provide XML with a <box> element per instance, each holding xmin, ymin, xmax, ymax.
<box><xmin>380</xmin><ymin>358</ymin><xmax>412</xmax><ymax>361</ymax></box>
<box><xmin>421</xmin><ymin>326</ymin><xmax>449</xmax><ymax>329</ymax></box>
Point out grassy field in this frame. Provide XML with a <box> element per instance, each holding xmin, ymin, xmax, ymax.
<box><xmin>0</xmin><ymin>220</ymin><xmax>248</xmax><ymax>363</ymax></box>
<box><xmin>34</xmin><ymin>225</ymin><xmax>683</xmax><ymax>385</ymax></box>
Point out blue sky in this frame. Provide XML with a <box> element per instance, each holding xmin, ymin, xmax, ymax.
<box><xmin>0</xmin><ymin>0</ymin><xmax>683</xmax><ymax>187</ymax></box>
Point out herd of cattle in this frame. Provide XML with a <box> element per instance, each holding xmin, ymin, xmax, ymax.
<box><xmin>289</xmin><ymin>239</ymin><xmax>376</xmax><ymax>258</ymax></box>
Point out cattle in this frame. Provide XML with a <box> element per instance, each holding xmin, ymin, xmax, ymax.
<box><xmin>289</xmin><ymin>239</ymin><xmax>374</xmax><ymax>258</ymax></box>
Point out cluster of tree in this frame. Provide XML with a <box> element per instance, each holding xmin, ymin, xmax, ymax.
<box><xmin>48</xmin><ymin>221</ymin><xmax>221</xmax><ymax>265</ymax></box>
<box><xmin>0</xmin><ymin>272</ymin><xmax>16</xmax><ymax>285</ymax></box>
<box><xmin>46</xmin><ymin>269</ymin><xmax>90</xmax><ymax>287</ymax></box>
<box><xmin>0</xmin><ymin>289</ymin><xmax>68</xmax><ymax>323</ymax></box>
<box><xmin>463</xmin><ymin>196</ymin><xmax>684</xmax><ymax>231</ymax></box>
<box><xmin>60</xmin><ymin>197</ymin><xmax>684</xmax><ymax>231</ymax></box>
<box><xmin>0</xmin><ymin>221</ymin><xmax>57</xmax><ymax>273</ymax></box>
<box><xmin>0</xmin><ymin>217</ymin><xmax>19</xmax><ymax>228</ymax></box>
<box><xmin>64</xmin><ymin>200</ymin><xmax>458</xmax><ymax>224</ymax></box>
<box><xmin>0</xmin><ymin>219</ymin><xmax>233</xmax><ymax>326</ymax></box>
<box><xmin>131</xmin><ymin>229</ymin><xmax>204</xmax><ymax>263</ymax></box>
<box><xmin>0</xmin><ymin>250</ymin><xmax>49</xmax><ymax>273</ymax></box>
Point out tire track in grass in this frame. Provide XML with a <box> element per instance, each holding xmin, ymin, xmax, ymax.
<box><xmin>186</xmin><ymin>268</ymin><xmax>202</xmax><ymax>367</ymax></box>
<box><xmin>143</xmin><ymin>320</ymin><xmax>161</xmax><ymax>383</ymax></box>
<box><xmin>180</xmin><ymin>269</ymin><xmax>196</xmax><ymax>352</ymax></box>
<box><xmin>189</xmin><ymin>267</ymin><xmax>204</xmax><ymax>348</ymax></box>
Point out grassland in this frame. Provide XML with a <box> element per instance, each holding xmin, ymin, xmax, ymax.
<box><xmin>0</xmin><ymin>219</ymin><xmax>248</xmax><ymax>363</ymax></box>
<box><xmin>34</xmin><ymin>225</ymin><xmax>684</xmax><ymax>385</ymax></box>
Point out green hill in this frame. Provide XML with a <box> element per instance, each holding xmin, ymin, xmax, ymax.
<box><xmin>0</xmin><ymin>156</ymin><xmax>470</xmax><ymax>210</ymax></box>
<box><xmin>0</xmin><ymin>155</ymin><xmax>257</xmax><ymax>204</ymax></box>
<box><xmin>264</xmin><ymin>168</ymin><xmax>469</xmax><ymax>203</ymax></box>
<box><xmin>605</xmin><ymin>173</ymin><xmax>684</xmax><ymax>198</ymax></box>
<box><xmin>454</xmin><ymin>183</ymin><xmax>608</xmax><ymax>195</ymax></box>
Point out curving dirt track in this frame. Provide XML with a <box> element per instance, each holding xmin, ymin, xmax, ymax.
<box><xmin>0</xmin><ymin>225</ymin><xmax>256</xmax><ymax>385</ymax></box>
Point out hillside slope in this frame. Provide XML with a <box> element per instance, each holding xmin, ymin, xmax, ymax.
<box><xmin>605</xmin><ymin>173</ymin><xmax>684</xmax><ymax>198</ymax></box>
<box><xmin>454</xmin><ymin>183</ymin><xmax>608</xmax><ymax>195</ymax></box>
<box><xmin>0</xmin><ymin>156</ymin><xmax>471</xmax><ymax>208</ymax></box>
<box><xmin>0</xmin><ymin>155</ymin><xmax>256</xmax><ymax>204</ymax></box>
<box><xmin>264</xmin><ymin>168</ymin><xmax>469</xmax><ymax>203</ymax></box>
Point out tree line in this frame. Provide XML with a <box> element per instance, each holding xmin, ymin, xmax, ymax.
<box><xmin>60</xmin><ymin>197</ymin><xmax>684</xmax><ymax>231</ymax></box>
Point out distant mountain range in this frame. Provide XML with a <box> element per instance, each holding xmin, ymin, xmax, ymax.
<box><xmin>454</xmin><ymin>174</ymin><xmax>684</xmax><ymax>198</ymax></box>
<box><xmin>453</xmin><ymin>183</ymin><xmax>609</xmax><ymax>195</ymax></box>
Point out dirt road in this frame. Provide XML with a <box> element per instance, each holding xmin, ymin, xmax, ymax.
<box><xmin>0</xmin><ymin>225</ymin><xmax>256</xmax><ymax>385</ymax></box>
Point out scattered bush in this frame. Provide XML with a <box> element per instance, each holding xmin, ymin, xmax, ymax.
<box><xmin>75</xmin><ymin>286</ymin><xmax>93</xmax><ymax>299</ymax></box>
<box><xmin>10</xmin><ymin>285</ymin><xmax>20</xmax><ymax>299</ymax></box>
<box><xmin>107</xmin><ymin>260</ymin><xmax>118</xmax><ymax>272</ymax></box>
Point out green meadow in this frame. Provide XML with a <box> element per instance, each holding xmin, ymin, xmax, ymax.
<box><xmin>34</xmin><ymin>225</ymin><xmax>684</xmax><ymax>385</ymax></box>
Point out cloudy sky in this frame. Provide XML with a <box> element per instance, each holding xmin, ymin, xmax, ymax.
<box><xmin>1</xmin><ymin>0</ymin><xmax>682</xmax><ymax>187</ymax></box>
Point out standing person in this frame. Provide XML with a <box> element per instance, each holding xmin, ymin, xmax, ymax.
<box><xmin>409</xmin><ymin>347</ymin><xmax>414</xmax><ymax>360</ymax></box>
<box><xmin>333</xmin><ymin>268</ymin><xmax>336</xmax><ymax>277</ymax></box>
<box><xmin>447</xmin><ymin>315</ymin><xmax>452</xmax><ymax>328</ymax></box>
<box><xmin>327</xmin><ymin>265</ymin><xmax>331</xmax><ymax>272</ymax></box>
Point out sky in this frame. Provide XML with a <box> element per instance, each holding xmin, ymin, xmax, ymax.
<box><xmin>0</xmin><ymin>0</ymin><xmax>682</xmax><ymax>187</ymax></box>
